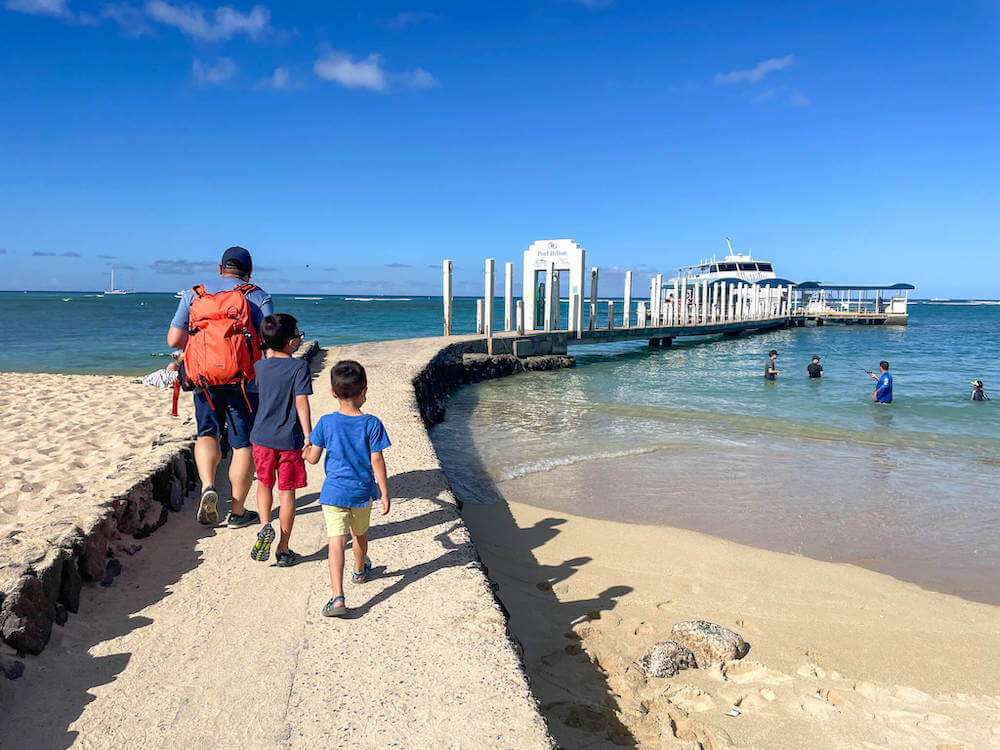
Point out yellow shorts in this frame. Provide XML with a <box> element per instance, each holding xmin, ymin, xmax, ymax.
<box><xmin>322</xmin><ymin>503</ymin><xmax>371</xmax><ymax>537</ymax></box>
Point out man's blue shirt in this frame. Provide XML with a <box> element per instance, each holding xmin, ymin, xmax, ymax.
<box><xmin>874</xmin><ymin>372</ymin><xmax>893</xmax><ymax>403</ymax></box>
<box><xmin>169</xmin><ymin>277</ymin><xmax>273</xmax><ymax>333</ymax></box>
<box><xmin>309</xmin><ymin>412</ymin><xmax>391</xmax><ymax>507</ymax></box>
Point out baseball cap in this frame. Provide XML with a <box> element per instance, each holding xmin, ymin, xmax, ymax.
<box><xmin>812</xmin><ymin>355</ymin><xmax>821</xmax><ymax>360</ymax></box>
<box><xmin>221</xmin><ymin>246</ymin><xmax>253</xmax><ymax>273</ymax></box>
<box><xmin>769</xmin><ymin>349</ymin><xmax>778</xmax><ymax>356</ymax></box>
<box><xmin>972</xmin><ymin>380</ymin><xmax>984</xmax><ymax>387</ymax></box>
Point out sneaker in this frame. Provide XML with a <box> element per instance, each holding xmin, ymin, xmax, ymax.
<box><xmin>197</xmin><ymin>486</ymin><xmax>219</xmax><ymax>526</ymax></box>
<box><xmin>275</xmin><ymin>550</ymin><xmax>300</xmax><ymax>567</ymax></box>
<box><xmin>250</xmin><ymin>524</ymin><xmax>275</xmax><ymax>562</ymax></box>
<box><xmin>226</xmin><ymin>509</ymin><xmax>260</xmax><ymax>528</ymax></box>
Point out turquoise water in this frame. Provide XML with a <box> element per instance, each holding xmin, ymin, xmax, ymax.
<box><xmin>0</xmin><ymin>292</ymin><xmax>485</xmax><ymax>375</ymax></box>
<box><xmin>431</xmin><ymin>303</ymin><xmax>1000</xmax><ymax>605</ymax></box>
<box><xmin>2</xmin><ymin>292</ymin><xmax>997</xmax><ymax>603</ymax></box>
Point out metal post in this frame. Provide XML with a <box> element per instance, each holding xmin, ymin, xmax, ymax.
<box><xmin>476</xmin><ymin>299</ymin><xmax>484</xmax><ymax>334</ymax></box>
<box><xmin>504</xmin><ymin>262</ymin><xmax>514</xmax><ymax>331</ymax></box>
<box><xmin>484</xmin><ymin>258</ymin><xmax>495</xmax><ymax>337</ymax></box>
<box><xmin>442</xmin><ymin>259</ymin><xmax>453</xmax><ymax>335</ymax></box>
<box><xmin>623</xmin><ymin>270</ymin><xmax>632</xmax><ymax>328</ymax></box>
<box><xmin>589</xmin><ymin>267</ymin><xmax>599</xmax><ymax>331</ymax></box>
<box><xmin>607</xmin><ymin>300</ymin><xmax>615</xmax><ymax>329</ymax></box>
<box><xmin>516</xmin><ymin>299</ymin><xmax>524</xmax><ymax>335</ymax></box>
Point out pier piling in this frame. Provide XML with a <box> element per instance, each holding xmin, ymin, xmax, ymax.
<box><xmin>504</xmin><ymin>262</ymin><xmax>514</xmax><ymax>331</ymax></box>
<box><xmin>442</xmin><ymin>259</ymin><xmax>453</xmax><ymax>335</ymax></box>
<box><xmin>623</xmin><ymin>270</ymin><xmax>632</xmax><ymax>328</ymax></box>
<box><xmin>484</xmin><ymin>258</ymin><xmax>495</xmax><ymax>337</ymax></box>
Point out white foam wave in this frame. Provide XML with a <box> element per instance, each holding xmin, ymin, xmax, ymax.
<box><xmin>499</xmin><ymin>446</ymin><xmax>661</xmax><ymax>481</ymax></box>
<box><xmin>344</xmin><ymin>297</ymin><xmax>413</xmax><ymax>302</ymax></box>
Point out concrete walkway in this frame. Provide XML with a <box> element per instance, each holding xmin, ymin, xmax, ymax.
<box><xmin>0</xmin><ymin>338</ymin><xmax>552</xmax><ymax>749</ymax></box>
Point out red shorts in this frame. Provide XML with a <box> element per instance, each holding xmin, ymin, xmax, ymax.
<box><xmin>252</xmin><ymin>445</ymin><xmax>307</xmax><ymax>491</ymax></box>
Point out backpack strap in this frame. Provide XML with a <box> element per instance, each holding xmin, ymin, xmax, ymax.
<box><xmin>235</xmin><ymin>283</ymin><xmax>259</xmax><ymax>297</ymax></box>
<box><xmin>192</xmin><ymin>284</ymin><xmax>207</xmax><ymax>298</ymax></box>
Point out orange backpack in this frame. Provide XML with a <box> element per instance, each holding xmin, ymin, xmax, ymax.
<box><xmin>181</xmin><ymin>283</ymin><xmax>262</xmax><ymax>404</ymax></box>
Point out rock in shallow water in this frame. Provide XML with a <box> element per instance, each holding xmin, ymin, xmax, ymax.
<box><xmin>671</xmin><ymin>620</ymin><xmax>749</xmax><ymax>666</ymax></box>
<box><xmin>639</xmin><ymin>640</ymin><xmax>697</xmax><ymax>678</ymax></box>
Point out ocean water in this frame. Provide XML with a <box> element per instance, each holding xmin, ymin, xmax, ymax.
<box><xmin>430</xmin><ymin>303</ymin><xmax>1000</xmax><ymax>605</ymax></box>
<box><xmin>2</xmin><ymin>292</ymin><xmax>997</xmax><ymax>604</ymax></box>
<box><xmin>0</xmin><ymin>292</ymin><xmax>484</xmax><ymax>375</ymax></box>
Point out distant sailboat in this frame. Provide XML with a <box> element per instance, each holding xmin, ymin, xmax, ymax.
<box><xmin>104</xmin><ymin>268</ymin><xmax>135</xmax><ymax>295</ymax></box>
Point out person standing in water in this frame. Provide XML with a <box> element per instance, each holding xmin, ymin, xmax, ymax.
<box><xmin>807</xmin><ymin>356</ymin><xmax>823</xmax><ymax>378</ymax></box>
<box><xmin>764</xmin><ymin>350</ymin><xmax>780</xmax><ymax>381</ymax></box>
<box><xmin>971</xmin><ymin>380</ymin><xmax>989</xmax><ymax>401</ymax></box>
<box><xmin>869</xmin><ymin>361</ymin><xmax>893</xmax><ymax>403</ymax></box>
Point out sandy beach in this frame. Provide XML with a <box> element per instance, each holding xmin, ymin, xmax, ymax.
<box><xmin>463</xmin><ymin>499</ymin><xmax>1000</xmax><ymax>749</ymax></box>
<box><xmin>0</xmin><ymin>373</ymin><xmax>196</xmax><ymax>585</ymax></box>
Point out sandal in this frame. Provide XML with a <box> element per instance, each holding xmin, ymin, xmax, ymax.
<box><xmin>323</xmin><ymin>595</ymin><xmax>348</xmax><ymax>617</ymax></box>
<box><xmin>351</xmin><ymin>557</ymin><xmax>372</xmax><ymax>584</ymax></box>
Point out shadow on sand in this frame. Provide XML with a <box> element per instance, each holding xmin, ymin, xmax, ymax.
<box><xmin>428</xmin><ymin>387</ymin><xmax>638</xmax><ymax>748</ymax></box>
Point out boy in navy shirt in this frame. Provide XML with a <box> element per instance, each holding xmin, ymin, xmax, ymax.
<box><xmin>305</xmin><ymin>360</ymin><xmax>390</xmax><ymax>617</ymax></box>
<box><xmin>249</xmin><ymin>314</ymin><xmax>313</xmax><ymax>566</ymax></box>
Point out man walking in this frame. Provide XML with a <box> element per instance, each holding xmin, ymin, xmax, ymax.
<box><xmin>869</xmin><ymin>360</ymin><xmax>893</xmax><ymax>404</ymax></box>
<box><xmin>167</xmin><ymin>246</ymin><xmax>274</xmax><ymax>526</ymax></box>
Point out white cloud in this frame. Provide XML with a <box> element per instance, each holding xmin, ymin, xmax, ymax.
<box><xmin>192</xmin><ymin>56</ymin><xmax>237</xmax><ymax>86</ymax></box>
<box><xmin>145</xmin><ymin>0</ymin><xmax>270</xmax><ymax>41</ymax></box>
<box><xmin>387</xmin><ymin>10</ymin><xmax>438</xmax><ymax>30</ymax></box>
<box><xmin>314</xmin><ymin>46</ymin><xmax>437</xmax><ymax>92</ymax></box>
<box><xmin>314</xmin><ymin>49</ymin><xmax>387</xmax><ymax>91</ymax></box>
<box><xmin>4</xmin><ymin>0</ymin><xmax>70</xmax><ymax>17</ymax></box>
<box><xmin>789</xmin><ymin>90</ymin><xmax>811</xmax><ymax>107</ymax></box>
<box><xmin>5</xmin><ymin>0</ymin><xmax>95</xmax><ymax>23</ymax></box>
<box><xmin>259</xmin><ymin>66</ymin><xmax>295</xmax><ymax>91</ymax></box>
<box><xmin>401</xmin><ymin>67</ymin><xmax>437</xmax><ymax>89</ymax></box>
<box><xmin>102</xmin><ymin>2</ymin><xmax>154</xmax><ymax>36</ymax></box>
<box><xmin>714</xmin><ymin>54</ymin><xmax>795</xmax><ymax>85</ymax></box>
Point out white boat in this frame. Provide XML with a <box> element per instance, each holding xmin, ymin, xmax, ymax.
<box><xmin>669</xmin><ymin>238</ymin><xmax>778</xmax><ymax>286</ymax></box>
<box><xmin>174</xmin><ymin>290</ymin><xmax>185</xmax><ymax>298</ymax></box>
<box><xmin>104</xmin><ymin>269</ymin><xmax>135</xmax><ymax>295</ymax></box>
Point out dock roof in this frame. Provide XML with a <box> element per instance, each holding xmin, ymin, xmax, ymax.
<box><xmin>796</xmin><ymin>282</ymin><xmax>915</xmax><ymax>291</ymax></box>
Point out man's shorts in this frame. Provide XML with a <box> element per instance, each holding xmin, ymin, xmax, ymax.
<box><xmin>322</xmin><ymin>503</ymin><xmax>371</xmax><ymax>538</ymax></box>
<box><xmin>252</xmin><ymin>445</ymin><xmax>307</xmax><ymax>491</ymax></box>
<box><xmin>193</xmin><ymin>387</ymin><xmax>258</xmax><ymax>450</ymax></box>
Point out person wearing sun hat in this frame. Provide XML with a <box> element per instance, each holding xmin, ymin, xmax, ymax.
<box><xmin>971</xmin><ymin>380</ymin><xmax>989</xmax><ymax>401</ymax></box>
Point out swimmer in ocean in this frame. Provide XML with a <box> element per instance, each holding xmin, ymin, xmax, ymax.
<box><xmin>971</xmin><ymin>380</ymin><xmax>989</xmax><ymax>401</ymax></box>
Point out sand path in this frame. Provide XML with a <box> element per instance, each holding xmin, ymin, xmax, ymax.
<box><xmin>0</xmin><ymin>340</ymin><xmax>551</xmax><ymax>749</ymax></box>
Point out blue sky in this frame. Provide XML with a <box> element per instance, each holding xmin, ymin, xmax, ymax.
<box><xmin>1</xmin><ymin>0</ymin><xmax>997</xmax><ymax>297</ymax></box>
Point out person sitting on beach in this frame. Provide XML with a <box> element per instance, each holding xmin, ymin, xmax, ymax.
<box><xmin>166</xmin><ymin>246</ymin><xmax>273</xmax><ymax>527</ymax></box>
<box><xmin>764</xmin><ymin>349</ymin><xmax>781</xmax><ymax>381</ymax></box>
<box><xmin>248</xmin><ymin>314</ymin><xmax>313</xmax><ymax>567</ymax></box>
<box><xmin>869</xmin><ymin>360</ymin><xmax>893</xmax><ymax>403</ymax></box>
<box><xmin>141</xmin><ymin>352</ymin><xmax>182</xmax><ymax>388</ymax></box>
<box><xmin>807</xmin><ymin>356</ymin><xmax>823</xmax><ymax>378</ymax></box>
<box><xmin>971</xmin><ymin>380</ymin><xmax>989</xmax><ymax>401</ymax></box>
<box><xmin>304</xmin><ymin>360</ymin><xmax>390</xmax><ymax>618</ymax></box>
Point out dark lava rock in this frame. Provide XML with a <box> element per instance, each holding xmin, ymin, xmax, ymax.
<box><xmin>671</xmin><ymin>620</ymin><xmax>750</xmax><ymax>666</ymax></box>
<box><xmin>638</xmin><ymin>641</ymin><xmax>697</xmax><ymax>678</ymax></box>
<box><xmin>1</xmin><ymin>654</ymin><xmax>26</xmax><ymax>680</ymax></box>
<box><xmin>0</xmin><ymin>575</ymin><xmax>53</xmax><ymax>654</ymax></box>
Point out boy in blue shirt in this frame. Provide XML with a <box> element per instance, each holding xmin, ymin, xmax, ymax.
<box><xmin>305</xmin><ymin>360</ymin><xmax>391</xmax><ymax>617</ymax></box>
<box><xmin>249</xmin><ymin>314</ymin><xmax>313</xmax><ymax>567</ymax></box>
<box><xmin>869</xmin><ymin>360</ymin><xmax>893</xmax><ymax>403</ymax></box>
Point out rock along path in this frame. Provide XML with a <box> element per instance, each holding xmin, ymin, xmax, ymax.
<box><xmin>0</xmin><ymin>337</ymin><xmax>552</xmax><ymax>749</ymax></box>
